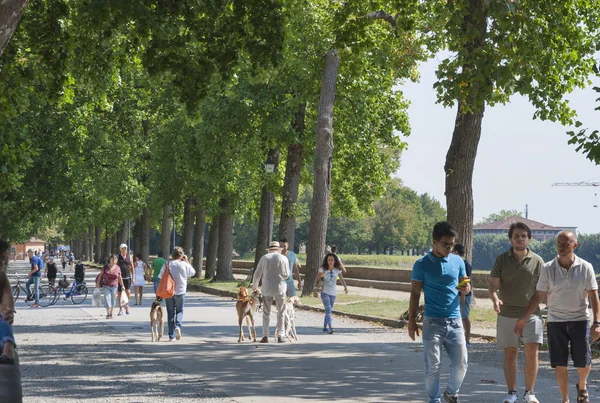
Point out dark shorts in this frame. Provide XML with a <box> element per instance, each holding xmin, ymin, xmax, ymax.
<box><xmin>547</xmin><ymin>321</ymin><xmax>591</xmax><ymax>368</ymax></box>
<box><xmin>47</xmin><ymin>276</ymin><xmax>56</xmax><ymax>287</ymax></box>
<box><xmin>118</xmin><ymin>278</ymin><xmax>131</xmax><ymax>292</ymax></box>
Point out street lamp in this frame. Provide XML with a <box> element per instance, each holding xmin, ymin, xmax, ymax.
<box><xmin>264</xmin><ymin>154</ymin><xmax>275</xmax><ymax>174</ymax></box>
<box><xmin>264</xmin><ymin>154</ymin><xmax>275</xmax><ymax>244</ymax></box>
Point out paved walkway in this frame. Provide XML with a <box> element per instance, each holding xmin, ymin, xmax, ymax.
<box><xmin>8</xmin><ymin>261</ymin><xmax>598</xmax><ymax>402</ymax></box>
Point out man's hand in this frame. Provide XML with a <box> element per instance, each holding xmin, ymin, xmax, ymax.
<box><xmin>493</xmin><ymin>298</ymin><xmax>503</xmax><ymax>314</ymax></box>
<box><xmin>592</xmin><ymin>324</ymin><xmax>600</xmax><ymax>341</ymax></box>
<box><xmin>313</xmin><ymin>289</ymin><xmax>318</xmax><ymax>298</ymax></box>
<box><xmin>297</xmin><ymin>281</ymin><xmax>302</xmax><ymax>290</ymax></box>
<box><xmin>408</xmin><ymin>320</ymin><xmax>420</xmax><ymax>341</ymax></box>
<box><xmin>0</xmin><ymin>304</ymin><xmax>14</xmax><ymax>324</ymax></box>
<box><xmin>458</xmin><ymin>282</ymin><xmax>471</xmax><ymax>296</ymax></box>
<box><xmin>514</xmin><ymin>318</ymin><xmax>526</xmax><ymax>336</ymax></box>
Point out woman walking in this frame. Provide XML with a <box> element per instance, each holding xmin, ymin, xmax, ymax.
<box><xmin>313</xmin><ymin>253</ymin><xmax>348</xmax><ymax>334</ymax></box>
<box><xmin>95</xmin><ymin>255</ymin><xmax>124</xmax><ymax>319</ymax></box>
<box><xmin>158</xmin><ymin>247</ymin><xmax>195</xmax><ymax>341</ymax></box>
<box><xmin>132</xmin><ymin>254</ymin><xmax>148</xmax><ymax>306</ymax></box>
<box><xmin>117</xmin><ymin>244</ymin><xmax>134</xmax><ymax>316</ymax></box>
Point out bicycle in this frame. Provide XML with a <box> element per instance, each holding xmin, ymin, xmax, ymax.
<box><xmin>10</xmin><ymin>273</ymin><xmax>55</xmax><ymax>307</ymax></box>
<box><xmin>48</xmin><ymin>273</ymin><xmax>88</xmax><ymax>305</ymax></box>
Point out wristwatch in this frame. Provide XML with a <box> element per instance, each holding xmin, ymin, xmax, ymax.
<box><xmin>593</xmin><ymin>321</ymin><xmax>600</xmax><ymax>326</ymax></box>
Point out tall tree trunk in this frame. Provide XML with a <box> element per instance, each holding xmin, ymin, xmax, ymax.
<box><xmin>88</xmin><ymin>226</ymin><xmax>94</xmax><ymax>262</ymax></box>
<box><xmin>104</xmin><ymin>232</ymin><xmax>112</xmax><ymax>263</ymax></box>
<box><xmin>132</xmin><ymin>219</ymin><xmax>141</xmax><ymax>257</ymax></box>
<box><xmin>279</xmin><ymin>103</ymin><xmax>305</xmax><ymax>250</ymax></box>
<box><xmin>95</xmin><ymin>226</ymin><xmax>102</xmax><ymax>263</ymax></box>
<box><xmin>120</xmin><ymin>221</ymin><xmax>129</xmax><ymax>247</ymax></box>
<box><xmin>182</xmin><ymin>196</ymin><xmax>195</xmax><ymax>258</ymax></box>
<box><xmin>192</xmin><ymin>206</ymin><xmax>206</xmax><ymax>278</ymax></box>
<box><xmin>160</xmin><ymin>204</ymin><xmax>171</xmax><ymax>257</ymax></box>
<box><xmin>444</xmin><ymin>0</ymin><xmax>487</xmax><ymax>263</ymax></box>
<box><xmin>0</xmin><ymin>0</ymin><xmax>29</xmax><ymax>57</ymax></box>
<box><xmin>112</xmin><ymin>233</ymin><xmax>119</xmax><ymax>255</ymax></box>
<box><xmin>205</xmin><ymin>217</ymin><xmax>219</xmax><ymax>279</ymax></box>
<box><xmin>140</xmin><ymin>207</ymin><xmax>150</xmax><ymax>265</ymax></box>
<box><xmin>215</xmin><ymin>198</ymin><xmax>234</xmax><ymax>281</ymax></box>
<box><xmin>302</xmin><ymin>49</ymin><xmax>340</xmax><ymax>297</ymax></box>
<box><xmin>445</xmin><ymin>109</ymin><xmax>484</xmax><ymax>263</ymax></box>
<box><xmin>82</xmin><ymin>235</ymin><xmax>89</xmax><ymax>261</ymax></box>
<box><xmin>254</xmin><ymin>187</ymin><xmax>271</xmax><ymax>270</ymax></box>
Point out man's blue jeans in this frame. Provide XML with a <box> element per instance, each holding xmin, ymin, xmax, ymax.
<box><xmin>25</xmin><ymin>276</ymin><xmax>40</xmax><ymax>304</ymax></box>
<box><xmin>153</xmin><ymin>279</ymin><xmax>160</xmax><ymax>293</ymax></box>
<box><xmin>165</xmin><ymin>294</ymin><xmax>185</xmax><ymax>339</ymax></box>
<box><xmin>422</xmin><ymin>317</ymin><xmax>468</xmax><ymax>403</ymax></box>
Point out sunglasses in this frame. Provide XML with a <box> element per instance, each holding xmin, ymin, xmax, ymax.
<box><xmin>436</xmin><ymin>241</ymin><xmax>456</xmax><ymax>252</ymax></box>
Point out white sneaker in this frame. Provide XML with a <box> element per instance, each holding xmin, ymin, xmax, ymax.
<box><xmin>175</xmin><ymin>327</ymin><xmax>181</xmax><ymax>340</ymax></box>
<box><xmin>503</xmin><ymin>392</ymin><xmax>518</xmax><ymax>403</ymax></box>
<box><xmin>523</xmin><ymin>391</ymin><xmax>539</xmax><ymax>403</ymax></box>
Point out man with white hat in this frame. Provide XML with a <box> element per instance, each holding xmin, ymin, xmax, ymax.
<box><xmin>252</xmin><ymin>241</ymin><xmax>290</xmax><ymax>343</ymax></box>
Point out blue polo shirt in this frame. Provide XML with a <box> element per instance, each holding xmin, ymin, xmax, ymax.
<box><xmin>411</xmin><ymin>252</ymin><xmax>466</xmax><ymax>318</ymax></box>
<box><xmin>30</xmin><ymin>255</ymin><xmax>43</xmax><ymax>277</ymax></box>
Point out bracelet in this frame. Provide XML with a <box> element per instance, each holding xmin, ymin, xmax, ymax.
<box><xmin>593</xmin><ymin>321</ymin><xmax>600</xmax><ymax>326</ymax></box>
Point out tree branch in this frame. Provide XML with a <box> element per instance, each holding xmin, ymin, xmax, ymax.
<box><xmin>367</xmin><ymin>10</ymin><xmax>397</xmax><ymax>28</ymax></box>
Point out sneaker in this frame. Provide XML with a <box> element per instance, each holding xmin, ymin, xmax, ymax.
<box><xmin>503</xmin><ymin>391</ymin><xmax>518</xmax><ymax>403</ymax></box>
<box><xmin>175</xmin><ymin>327</ymin><xmax>181</xmax><ymax>340</ymax></box>
<box><xmin>322</xmin><ymin>328</ymin><xmax>328</xmax><ymax>333</ymax></box>
<box><xmin>30</xmin><ymin>304</ymin><xmax>40</xmax><ymax>308</ymax></box>
<box><xmin>117</xmin><ymin>310</ymin><xmax>123</xmax><ymax>316</ymax></box>
<box><xmin>259</xmin><ymin>336</ymin><xmax>268</xmax><ymax>343</ymax></box>
<box><xmin>277</xmin><ymin>337</ymin><xmax>286</xmax><ymax>343</ymax></box>
<box><xmin>328</xmin><ymin>328</ymin><xmax>335</xmax><ymax>334</ymax></box>
<box><xmin>25</xmin><ymin>296</ymin><xmax>33</xmax><ymax>302</ymax></box>
<box><xmin>523</xmin><ymin>390</ymin><xmax>539</xmax><ymax>403</ymax></box>
<box><xmin>443</xmin><ymin>391</ymin><xmax>459</xmax><ymax>403</ymax></box>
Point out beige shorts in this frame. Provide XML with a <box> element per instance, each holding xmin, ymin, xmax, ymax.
<box><xmin>496</xmin><ymin>314</ymin><xmax>543</xmax><ymax>349</ymax></box>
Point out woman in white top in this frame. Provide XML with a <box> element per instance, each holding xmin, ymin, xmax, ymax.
<box><xmin>132</xmin><ymin>254</ymin><xmax>148</xmax><ymax>306</ymax></box>
<box><xmin>313</xmin><ymin>253</ymin><xmax>348</xmax><ymax>334</ymax></box>
<box><xmin>158</xmin><ymin>247</ymin><xmax>196</xmax><ymax>341</ymax></box>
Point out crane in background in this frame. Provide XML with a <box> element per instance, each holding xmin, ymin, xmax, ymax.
<box><xmin>552</xmin><ymin>181</ymin><xmax>600</xmax><ymax>207</ymax></box>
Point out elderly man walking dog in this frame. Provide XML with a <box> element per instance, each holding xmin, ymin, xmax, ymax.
<box><xmin>252</xmin><ymin>241</ymin><xmax>289</xmax><ymax>343</ymax></box>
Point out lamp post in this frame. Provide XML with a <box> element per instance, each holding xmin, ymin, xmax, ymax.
<box><xmin>264</xmin><ymin>154</ymin><xmax>275</xmax><ymax>244</ymax></box>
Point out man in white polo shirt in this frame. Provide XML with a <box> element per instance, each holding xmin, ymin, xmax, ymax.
<box><xmin>515</xmin><ymin>230</ymin><xmax>600</xmax><ymax>403</ymax></box>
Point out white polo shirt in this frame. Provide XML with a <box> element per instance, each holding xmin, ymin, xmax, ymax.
<box><xmin>536</xmin><ymin>255</ymin><xmax>598</xmax><ymax>322</ymax></box>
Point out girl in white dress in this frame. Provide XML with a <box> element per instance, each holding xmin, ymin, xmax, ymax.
<box><xmin>132</xmin><ymin>254</ymin><xmax>148</xmax><ymax>306</ymax></box>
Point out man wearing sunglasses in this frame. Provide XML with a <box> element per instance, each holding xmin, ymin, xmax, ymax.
<box><xmin>488</xmin><ymin>222</ymin><xmax>543</xmax><ymax>403</ymax></box>
<box><xmin>408</xmin><ymin>221</ymin><xmax>470</xmax><ymax>403</ymax></box>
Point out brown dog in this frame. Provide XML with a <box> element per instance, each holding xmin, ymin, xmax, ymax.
<box><xmin>150</xmin><ymin>298</ymin><xmax>164</xmax><ymax>342</ymax></box>
<box><xmin>236</xmin><ymin>286</ymin><xmax>258</xmax><ymax>342</ymax></box>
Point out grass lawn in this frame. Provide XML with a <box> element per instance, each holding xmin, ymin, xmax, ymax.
<box><xmin>469</xmin><ymin>307</ymin><xmax>497</xmax><ymax>323</ymax></box>
<box><xmin>239</xmin><ymin>253</ymin><xmax>420</xmax><ymax>268</ymax></box>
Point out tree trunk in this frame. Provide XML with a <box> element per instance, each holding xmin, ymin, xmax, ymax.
<box><xmin>444</xmin><ymin>0</ymin><xmax>487</xmax><ymax>263</ymax></box>
<box><xmin>279</xmin><ymin>103</ymin><xmax>306</xmax><ymax>250</ymax></box>
<box><xmin>95</xmin><ymin>226</ymin><xmax>102</xmax><ymax>263</ymax></box>
<box><xmin>88</xmin><ymin>226</ymin><xmax>94</xmax><ymax>262</ymax></box>
<box><xmin>0</xmin><ymin>0</ymin><xmax>29</xmax><ymax>57</ymax></box>
<box><xmin>132</xmin><ymin>219</ymin><xmax>141</xmax><ymax>257</ymax></box>
<box><xmin>445</xmin><ymin>108</ymin><xmax>485</xmax><ymax>263</ymax></box>
<box><xmin>205</xmin><ymin>216</ymin><xmax>220</xmax><ymax>279</ymax></box>
<box><xmin>82</xmin><ymin>235</ymin><xmax>89</xmax><ymax>261</ymax></box>
<box><xmin>192</xmin><ymin>206</ymin><xmax>206</xmax><ymax>278</ymax></box>
<box><xmin>182</xmin><ymin>196</ymin><xmax>195</xmax><ymax>258</ymax></box>
<box><xmin>140</xmin><ymin>207</ymin><xmax>150</xmax><ymax>265</ymax></box>
<box><xmin>302</xmin><ymin>49</ymin><xmax>340</xmax><ymax>297</ymax></box>
<box><xmin>104</xmin><ymin>232</ymin><xmax>112</xmax><ymax>263</ymax></box>
<box><xmin>215</xmin><ymin>198</ymin><xmax>234</xmax><ymax>281</ymax></box>
<box><xmin>160</xmin><ymin>204</ymin><xmax>171</xmax><ymax>257</ymax></box>
<box><xmin>112</xmin><ymin>233</ymin><xmax>119</xmax><ymax>255</ymax></box>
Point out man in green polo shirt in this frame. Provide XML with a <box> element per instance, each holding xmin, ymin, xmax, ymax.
<box><xmin>488</xmin><ymin>222</ymin><xmax>544</xmax><ymax>403</ymax></box>
<box><xmin>151</xmin><ymin>251</ymin><xmax>167</xmax><ymax>293</ymax></box>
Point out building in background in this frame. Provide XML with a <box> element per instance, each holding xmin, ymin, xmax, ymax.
<box><xmin>473</xmin><ymin>216</ymin><xmax>575</xmax><ymax>242</ymax></box>
<box><xmin>11</xmin><ymin>237</ymin><xmax>46</xmax><ymax>260</ymax></box>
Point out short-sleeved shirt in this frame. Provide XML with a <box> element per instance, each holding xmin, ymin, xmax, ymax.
<box><xmin>101</xmin><ymin>265</ymin><xmax>122</xmax><ymax>288</ymax></box>
<box><xmin>411</xmin><ymin>252</ymin><xmax>466</xmax><ymax>319</ymax></box>
<box><xmin>491</xmin><ymin>249</ymin><xmax>543</xmax><ymax>318</ymax></box>
<box><xmin>537</xmin><ymin>255</ymin><xmax>598</xmax><ymax>322</ymax></box>
<box><xmin>319</xmin><ymin>268</ymin><xmax>342</xmax><ymax>296</ymax></box>
<box><xmin>284</xmin><ymin>251</ymin><xmax>297</xmax><ymax>285</ymax></box>
<box><xmin>117</xmin><ymin>254</ymin><xmax>132</xmax><ymax>279</ymax></box>
<box><xmin>151</xmin><ymin>257</ymin><xmax>167</xmax><ymax>281</ymax></box>
<box><xmin>46</xmin><ymin>262</ymin><xmax>58</xmax><ymax>277</ymax></box>
<box><xmin>30</xmin><ymin>255</ymin><xmax>43</xmax><ymax>277</ymax></box>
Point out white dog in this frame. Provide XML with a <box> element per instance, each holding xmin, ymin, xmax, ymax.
<box><xmin>283</xmin><ymin>296</ymin><xmax>301</xmax><ymax>341</ymax></box>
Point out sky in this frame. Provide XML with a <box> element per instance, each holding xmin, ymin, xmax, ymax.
<box><xmin>397</xmin><ymin>56</ymin><xmax>600</xmax><ymax>234</ymax></box>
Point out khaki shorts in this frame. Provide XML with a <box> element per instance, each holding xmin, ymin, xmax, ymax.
<box><xmin>496</xmin><ymin>314</ymin><xmax>543</xmax><ymax>349</ymax></box>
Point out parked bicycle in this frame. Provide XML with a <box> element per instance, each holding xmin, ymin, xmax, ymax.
<box><xmin>10</xmin><ymin>273</ymin><xmax>55</xmax><ymax>307</ymax></box>
<box><xmin>48</xmin><ymin>273</ymin><xmax>88</xmax><ymax>305</ymax></box>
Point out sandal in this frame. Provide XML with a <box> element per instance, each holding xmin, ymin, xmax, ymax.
<box><xmin>0</xmin><ymin>355</ymin><xmax>14</xmax><ymax>365</ymax></box>
<box><xmin>576</xmin><ymin>382</ymin><xmax>589</xmax><ymax>403</ymax></box>
<box><xmin>106</xmin><ymin>314</ymin><xmax>110</xmax><ymax>319</ymax></box>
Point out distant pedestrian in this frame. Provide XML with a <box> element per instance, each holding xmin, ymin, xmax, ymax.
<box><xmin>408</xmin><ymin>221</ymin><xmax>469</xmax><ymax>403</ymax></box>
<box><xmin>515</xmin><ymin>230</ymin><xmax>600</xmax><ymax>403</ymax></box>
<box><xmin>452</xmin><ymin>244</ymin><xmax>473</xmax><ymax>347</ymax></box>
<box><xmin>252</xmin><ymin>241</ymin><xmax>289</xmax><ymax>343</ymax></box>
<box><xmin>61</xmin><ymin>253</ymin><xmax>68</xmax><ymax>271</ymax></box>
<box><xmin>158</xmin><ymin>247</ymin><xmax>195</xmax><ymax>341</ymax></box>
<box><xmin>280</xmin><ymin>239</ymin><xmax>302</xmax><ymax>294</ymax></box>
<box><xmin>44</xmin><ymin>257</ymin><xmax>58</xmax><ymax>287</ymax></box>
<box><xmin>151</xmin><ymin>251</ymin><xmax>167</xmax><ymax>294</ymax></box>
<box><xmin>68</xmin><ymin>252</ymin><xmax>74</xmax><ymax>271</ymax></box>
<box><xmin>132</xmin><ymin>254</ymin><xmax>148</xmax><ymax>306</ymax></box>
<box><xmin>488</xmin><ymin>222</ymin><xmax>543</xmax><ymax>403</ymax></box>
<box><xmin>96</xmin><ymin>255</ymin><xmax>125</xmax><ymax>319</ymax></box>
<box><xmin>313</xmin><ymin>253</ymin><xmax>348</xmax><ymax>334</ymax></box>
<box><xmin>25</xmin><ymin>249</ymin><xmax>43</xmax><ymax>308</ymax></box>
<box><xmin>116</xmin><ymin>244</ymin><xmax>134</xmax><ymax>316</ymax></box>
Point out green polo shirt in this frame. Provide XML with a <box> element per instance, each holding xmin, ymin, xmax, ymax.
<box><xmin>151</xmin><ymin>257</ymin><xmax>167</xmax><ymax>281</ymax></box>
<box><xmin>490</xmin><ymin>248</ymin><xmax>543</xmax><ymax>318</ymax></box>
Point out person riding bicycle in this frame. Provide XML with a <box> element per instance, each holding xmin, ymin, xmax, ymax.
<box><xmin>74</xmin><ymin>260</ymin><xmax>85</xmax><ymax>284</ymax></box>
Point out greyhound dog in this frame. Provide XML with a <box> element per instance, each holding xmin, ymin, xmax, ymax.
<box><xmin>150</xmin><ymin>298</ymin><xmax>164</xmax><ymax>342</ymax></box>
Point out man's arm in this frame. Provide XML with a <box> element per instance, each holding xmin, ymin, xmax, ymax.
<box><xmin>293</xmin><ymin>263</ymin><xmax>302</xmax><ymax>289</ymax></box>
<box><xmin>408</xmin><ymin>280</ymin><xmax>422</xmax><ymax>341</ymax></box>
<box><xmin>488</xmin><ymin>277</ymin><xmax>502</xmax><ymax>313</ymax></box>
<box><xmin>588</xmin><ymin>289</ymin><xmax>600</xmax><ymax>341</ymax></box>
<box><xmin>0</xmin><ymin>271</ymin><xmax>14</xmax><ymax>324</ymax></box>
<box><xmin>252</xmin><ymin>262</ymin><xmax>264</xmax><ymax>292</ymax></box>
<box><xmin>514</xmin><ymin>290</ymin><xmax>547</xmax><ymax>335</ymax></box>
<box><xmin>338</xmin><ymin>272</ymin><xmax>349</xmax><ymax>294</ymax></box>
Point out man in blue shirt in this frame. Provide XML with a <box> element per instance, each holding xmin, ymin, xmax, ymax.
<box><xmin>26</xmin><ymin>249</ymin><xmax>43</xmax><ymax>308</ymax></box>
<box><xmin>409</xmin><ymin>222</ymin><xmax>470</xmax><ymax>403</ymax></box>
<box><xmin>280</xmin><ymin>239</ymin><xmax>301</xmax><ymax>296</ymax></box>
